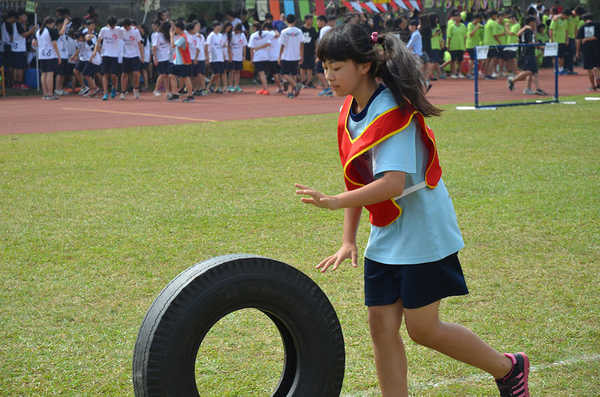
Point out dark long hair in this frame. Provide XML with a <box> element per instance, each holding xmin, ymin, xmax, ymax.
<box><xmin>253</xmin><ymin>21</ymin><xmax>262</xmax><ymax>38</ymax></box>
<box><xmin>159</xmin><ymin>21</ymin><xmax>170</xmax><ymax>42</ymax></box>
<box><xmin>317</xmin><ymin>23</ymin><xmax>440</xmax><ymax>117</ymax></box>
<box><xmin>40</xmin><ymin>16</ymin><xmax>55</xmax><ymax>36</ymax></box>
<box><xmin>223</xmin><ymin>21</ymin><xmax>232</xmax><ymax>47</ymax></box>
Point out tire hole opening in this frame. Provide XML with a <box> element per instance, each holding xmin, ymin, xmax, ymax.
<box><xmin>195</xmin><ymin>308</ymin><xmax>286</xmax><ymax>396</ymax></box>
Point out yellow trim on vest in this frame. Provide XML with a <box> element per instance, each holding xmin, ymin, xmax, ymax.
<box><xmin>342</xmin><ymin>108</ymin><xmax>418</xmax><ymax>187</ymax></box>
<box><xmin>421</xmin><ymin>121</ymin><xmax>439</xmax><ymax>189</ymax></box>
<box><xmin>345</xmin><ymin>104</ymin><xmax>400</xmax><ymax>144</ymax></box>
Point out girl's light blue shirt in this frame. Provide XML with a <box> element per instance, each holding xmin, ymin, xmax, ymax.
<box><xmin>347</xmin><ymin>87</ymin><xmax>464</xmax><ymax>265</ymax></box>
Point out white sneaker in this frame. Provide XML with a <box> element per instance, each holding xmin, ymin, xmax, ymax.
<box><xmin>492</xmin><ymin>72</ymin><xmax>498</xmax><ymax>78</ymax></box>
<box><xmin>451</xmin><ymin>74</ymin><xmax>459</xmax><ymax>79</ymax></box>
<box><xmin>120</xmin><ymin>92</ymin><xmax>126</xmax><ymax>100</ymax></box>
<box><xmin>458</xmin><ymin>74</ymin><xmax>465</xmax><ymax>79</ymax></box>
<box><xmin>153</xmin><ymin>90</ymin><xmax>162</xmax><ymax>97</ymax></box>
<box><xmin>166</xmin><ymin>92</ymin><xmax>173</xmax><ymax>99</ymax></box>
<box><xmin>79</xmin><ymin>86</ymin><xmax>90</xmax><ymax>96</ymax></box>
<box><xmin>134</xmin><ymin>89</ymin><xmax>140</xmax><ymax>99</ymax></box>
<box><xmin>523</xmin><ymin>88</ymin><xmax>535</xmax><ymax>94</ymax></box>
<box><xmin>500</xmin><ymin>72</ymin><xmax>507</xmax><ymax>77</ymax></box>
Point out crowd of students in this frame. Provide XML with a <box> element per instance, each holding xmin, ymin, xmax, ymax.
<box><xmin>0</xmin><ymin>3</ymin><xmax>598</xmax><ymax>100</ymax></box>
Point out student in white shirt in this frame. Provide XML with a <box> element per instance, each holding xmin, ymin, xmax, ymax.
<box><xmin>248</xmin><ymin>21</ymin><xmax>275</xmax><ymax>95</ymax></box>
<box><xmin>228</xmin><ymin>23</ymin><xmax>247</xmax><ymax>92</ymax></box>
<box><xmin>33</xmin><ymin>16</ymin><xmax>60</xmax><ymax>99</ymax></box>
<box><xmin>187</xmin><ymin>21</ymin><xmax>207</xmax><ymax>96</ymax></box>
<box><xmin>206</xmin><ymin>21</ymin><xmax>225</xmax><ymax>94</ymax></box>
<box><xmin>138</xmin><ymin>24</ymin><xmax>151</xmax><ymax>92</ymax></box>
<box><xmin>152</xmin><ymin>21</ymin><xmax>172</xmax><ymax>97</ymax></box>
<box><xmin>279</xmin><ymin>14</ymin><xmax>304</xmax><ymax>98</ymax></box>
<box><xmin>92</xmin><ymin>15</ymin><xmax>122</xmax><ymax>100</ymax></box>
<box><xmin>118</xmin><ymin>19</ymin><xmax>144</xmax><ymax>99</ymax></box>
<box><xmin>12</xmin><ymin>11</ymin><xmax>37</xmax><ymax>90</ymax></box>
<box><xmin>264</xmin><ymin>22</ymin><xmax>283</xmax><ymax>93</ymax></box>
<box><xmin>53</xmin><ymin>17</ymin><xmax>71</xmax><ymax>96</ymax></box>
<box><xmin>1</xmin><ymin>10</ymin><xmax>17</xmax><ymax>87</ymax></box>
<box><xmin>315</xmin><ymin>15</ymin><xmax>333</xmax><ymax>96</ymax></box>
<box><xmin>221</xmin><ymin>21</ymin><xmax>233</xmax><ymax>91</ymax></box>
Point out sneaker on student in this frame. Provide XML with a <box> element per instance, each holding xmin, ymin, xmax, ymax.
<box><xmin>275</xmin><ymin>87</ymin><xmax>284</xmax><ymax>94</ymax></box>
<box><xmin>492</xmin><ymin>72</ymin><xmax>498</xmax><ymax>78</ymax></box>
<box><xmin>49</xmin><ymin>95</ymin><xmax>59</xmax><ymax>100</ymax></box>
<box><xmin>215</xmin><ymin>88</ymin><xmax>224</xmax><ymax>94</ymax></box>
<box><xmin>523</xmin><ymin>87</ymin><xmax>535</xmax><ymax>94</ymax></box>
<box><xmin>451</xmin><ymin>74</ymin><xmax>458</xmax><ymax>79</ymax></box>
<box><xmin>323</xmin><ymin>90</ymin><xmax>333</xmax><ymax>97</ymax></box>
<box><xmin>429</xmin><ymin>75</ymin><xmax>438</xmax><ymax>81</ymax></box>
<box><xmin>133</xmin><ymin>89</ymin><xmax>140</xmax><ymax>99</ymax></box>
<box><xmin>318</xmin><ymin>88</ymin><xmax>331</xmax><ymax>96</ymax></box>
<box><xmin>287</xmin><ymin>92</ymin><xmax>294</xmax><ymax>98</ymax></box>
<box><xmin>495</xmin><ymin>353</ymin><xmax>529</xmax><ymax>397</ymax></box>
<box><xmin>484</xmin><ymin>75</ymin><xmax>495</xmax><ymax>80</ymax></box>
<box><xmin>507</xmin><ymin>77</ymin><xmax>514</xmax><ymax>91</ymax></box>
<box><xmin>153</xmin><ymin>90</ymin><xmax>162</xmax><ymax>97</ymax></box>
<box><xmin>79</xmin><ymin>86</ymin><xmax>90</xmax><ymax>96</ymax></box>
<box><xmin>102</xmin><ymin>93</ymin><xmax>109</xmax><ymax>101</ymax></box>
<box><xmin>20</xmin><ymin>83</ymin><xmax>31</xmax><ymax>90</ymax></box>
<box><xmin>466</xmin><ymin>74</ymin><xmax>474</xmax><ymax>79</ymax></box>
<box><xmin>439</xmin><ymin>74</ymin><xmax>447</xmax><ymax>79</ymax></box>
<box><xmin>235</xmin><ymin>85</ymin><xmax>243</xmax><ymax>92</ymax></box>
<box><xmin>182</xmin><ymin>96</ymin><xmax>195</xmax><ymax>103</ymax></box>
<box><xmin>167</xmin><ymin>94</ymin><xmax>180</xmax><ymax>101</ymax></box>
<box><xmin>111</xmin><ymin>88</ymin><xmax>117</xmax><ymax>98</ymax></box>
<box><xmin>535</xmin><ymin>89</ymin><xmax>548</xmax><ymax>96</ymax></box>
<box><xmin>294</xmin><ymin>83</ymin><xmax>302</xmax><ymax>97</ymax></box>
<box><xmin>42</xmin><ymin>95</ymin><xmax>49</xmax><ymax>100</ymax></box>
<box><xmin>261</xmin><ymin>89</ymin><xmax>270</xmax><ymax>95</ymax></box>
<box><xmin>54</xmin><ymin>89</ymin><xmax>64</xmax><ymax>96</ymax></box>
<box><xmin>166</xmin><ymin>92</ymin><xmax>173</xmax><ymax>99</ymax></box>
<box><xmin>568</xmin><ymin>69</ymin><xmax>578</xmax><ymax>75</ymax></box>
<box><xmin>256</xmin><ymin>89</ymin><xmax>266</xmax><ymax>95</ymax></box>
<box><xmin>87</xmin><ymin>87</ymin><xmax>100</xmax><ymax>97</ymax></box>
<box><xmin>587</xmin><ymin>86</ymin><xmax>597</xmax><ymax>91</ymax></box>
<box><xmin>458</xmin><ymin>73</ymin><xmax>465</xmax><ymax>78</ymax></box>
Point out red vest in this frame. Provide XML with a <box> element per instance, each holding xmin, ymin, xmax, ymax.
<box><xmin>174</xmin><ymin>34</ymin><xmax>192</xmax><ymax>65</ymax></box>
<box><xmin>337</xmin><ymin>95</ymin><xmax>442</xmax><ymax>227</ymax></box>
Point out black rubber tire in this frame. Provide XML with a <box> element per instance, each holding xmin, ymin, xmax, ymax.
<box><xmin>132</xmin><ymin>254</ymin><xmax>345</xmax><ymax>397</ymax></box>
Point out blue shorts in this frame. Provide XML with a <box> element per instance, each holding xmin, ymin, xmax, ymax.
<box><xmin>210</xmin><ymin>61</ymin><xmax>225</xmax><ymax>74</ymax></box>
<box><xmin>269</xmin><ymin>61</ymin><xmax>280</xmax><ymax>75</ymax></box>
<box><xmin>228</xmin><ymin>60</ymin><xmax>243</xmax><ymax>70</ymax></box>
<box><xmin>364</xmin><ymin>253</ymin><xmax>469</xmax><ymax>308</ymax></box>
<box><xmin>280</xmin><ymin>60</ymin><xmax>299</xmax><ymax>76</ymax></box>
<box><xmin>522</xmin><ymin>54</ymin><xmax>538</xmax><ymax>74</ymax></box>
<box><xmin>194</xmin><ymin>61</ymin><xmax>206</xmax><ymax>75</ymax></box>
<box><xmin>10</xmin><ymin>51</ymin><xmax>27</xmax><ymax>69</ymax></box>
<box><xmin>428</xmin><ymin>49</ymin><xmax>441</xmax><ymax>64</ymax></box>
<box><xmin>315</xmin><ymin>60</ymin><xmax>324</xmax><ymax>74</ymax></box>
<box><xmin>83</xmin><ymin>62</ymin><xmax>99</xmax><ymax>77</ymax></box>
<box><xmin>39</xmin><ymin>58</ymin><xmax>58</xmax><ymax>73</ymax></box>
<box><xmin>167</xmin><ymin>63</ymin><xmax>190</xmax><ymax>78</ymax></box>
<box><xmin>56</xmin><ymin>59</ymin><xmax>71</xmax><ymax>76</ymax></box>
<box><xmin>2</xmin><ymin>44</ymin><xmax>11</xmax><ymax>68</ymax></box>
<box><xmin>122</xmin><ymin>57</ymin><xmax>141</xmax><ymax>73</ymax></box>
<box><xmin>157</xmin><ymin>60</ymin><xmax>170</xmax><ymax>75</ymax></box>
<box><xmin>101</xmin><ymin>56</ymin><xmax>119</xmax><ymax>75</ymax></box>
<box><xmin>254</xmin><ymin>60</ymin><xmax>269</xmax><ymax>73</ymax></box>
<box><xmin>75</xmin><ymin>60</ymin><xmax>87</xmax><ymax>72</ymax></box>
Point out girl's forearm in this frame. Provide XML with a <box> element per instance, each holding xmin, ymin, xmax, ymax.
<box><xmin>342</xmin><ymin>206</ymin><xmax>362</xmax><ymax>244</ymax></box>
<box><xmin>333</xmin><ymin>171</ymin><xmax>406</xmax><ymax>210</ymax></box>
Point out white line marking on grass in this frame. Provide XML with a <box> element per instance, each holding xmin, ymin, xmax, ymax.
<box><xmin>340</xmin><ymin>353</ymin><xmax>600</xmax><ymax>396</ymax></box>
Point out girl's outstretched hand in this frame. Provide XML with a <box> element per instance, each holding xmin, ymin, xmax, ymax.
<box><xmin>295</xmin><ymin>183</ymin><xmax>341</xmax><ymax>210</ymax></box>
<box><xmin>316</xmin><ymin>242</ymin><xmax>358</xmax><ymax>273</ymax></box>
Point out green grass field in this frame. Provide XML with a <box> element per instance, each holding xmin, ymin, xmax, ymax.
<box><xmin>1</xmin><ymin>96</ymin><xmax>599</xmax><ymax>396</ymax></box>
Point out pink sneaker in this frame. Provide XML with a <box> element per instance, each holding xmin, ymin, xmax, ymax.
<box><xmin>495</xmin><ymin>353</ymin><xmax>530</xmax><ymax>397</ymax></box>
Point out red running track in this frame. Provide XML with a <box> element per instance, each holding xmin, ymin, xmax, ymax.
<box><xmin>0</xmin><ymin>70</ymin><xmax>593</xmax><ymax>135</ymax></box>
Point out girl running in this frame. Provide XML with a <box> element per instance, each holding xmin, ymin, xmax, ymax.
<box><xmin>33</xmin><ymin>16</ymin><xmax>61</xmax><ymax>100</ymax></box>
<box><xmin>295</xmin><ymin>23</ymin><xmax>529</xmax><ymax>397</ymax></box>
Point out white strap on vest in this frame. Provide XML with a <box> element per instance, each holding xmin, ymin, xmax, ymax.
<box><xmin>394</xmin><ymin>181</ymin><xmax>428</xmax><ymax>201</ymax></box>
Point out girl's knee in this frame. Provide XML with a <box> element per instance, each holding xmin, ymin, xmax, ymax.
<box><xmin>405</xmin><ymin>321</ymin><xmax>441</xmax><ymax>348</ymax></box>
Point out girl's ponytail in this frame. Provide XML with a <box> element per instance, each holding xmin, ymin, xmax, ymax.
<box><xmin>253</xmin><ymin>21</ymin><xmax>262</xmax><ymax>38</ymax></box>
<box><xmin>377</xmin><ymin>33</ymin><xmax>441</xmax><ymax>117</ymax></box>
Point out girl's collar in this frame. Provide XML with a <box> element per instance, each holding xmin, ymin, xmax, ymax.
<box><xmin>350</xmin><ymin>84</ymin><xmax>386</xmax><ymax>122</ymax></box>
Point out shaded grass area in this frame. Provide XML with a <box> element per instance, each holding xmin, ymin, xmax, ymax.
<box><xmin>1</xmin><ymin>95</ymin><xmax>599</xmax><ymax>395</ymax></box>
